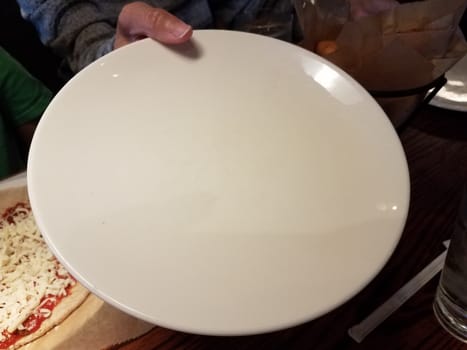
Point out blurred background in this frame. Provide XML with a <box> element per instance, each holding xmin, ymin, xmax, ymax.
<box><xmin>0</xmin><ymin>0</ymin><xmax>466</xmax><ymax>94</ymax></box>
<box><xmin>0</xmin><ymin>0</ymin><xmax>63</xmax><ymax>92</ymax></box>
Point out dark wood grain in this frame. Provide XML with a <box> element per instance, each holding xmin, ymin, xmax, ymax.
<box><xmin>117</xmin><ymin>106</ymin><xmax>467</xmax><ymax>350</ymax></box>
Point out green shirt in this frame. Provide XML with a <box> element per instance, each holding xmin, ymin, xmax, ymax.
<box><xmin>0</xmin><ymin>47</ymin><xmax>52</xmax><ymax>179</ymax></box>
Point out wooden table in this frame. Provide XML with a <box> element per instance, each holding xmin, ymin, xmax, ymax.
<box><xmin>116</xmin><ymin>106</ymin><xmax>467</xmax><ymax>350</ymax></box>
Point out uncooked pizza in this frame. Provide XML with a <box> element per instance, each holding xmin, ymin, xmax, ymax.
<box><xmin>0</xmin><ymin>203</ymin><xmax>89</xmax><ymax>349</ymax></box>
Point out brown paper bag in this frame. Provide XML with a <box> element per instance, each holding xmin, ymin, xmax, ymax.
<box><xmin>294</xmin><ymin>0</ymin><xmax>467</xmax><ymax>126</ymax></box>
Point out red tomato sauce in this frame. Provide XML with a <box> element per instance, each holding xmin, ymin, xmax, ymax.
<box><xmin>0</xmin><ymin>269</ymin><xmax>74</xmax><ymax>348</ymax></box>
<box><xmin>0</xmin><ymin>202</ymin><xmax>28</xmax><ymax>226</ymax></box>
<box><xmin>0</xmin><ymin>204</ymin><xmax>75</xmax><ymax>349</ymax></box>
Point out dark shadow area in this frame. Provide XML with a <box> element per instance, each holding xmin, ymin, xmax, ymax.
<box><xmin>162</xmin><ymin>37</ymin><xmax>204</xmax><ymax>60</ymax></box>
<box><xmin>0</xmin><ymin>0</ymin><xmax>65</xmax><ymax>93</ymax></box>
<box><xmin>406</xmin><ymin>106</ymin><xmax>467</xmax><ymax>142</ymax></box>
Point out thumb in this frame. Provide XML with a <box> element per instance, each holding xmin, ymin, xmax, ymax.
<box><xmin>115</xmin><ymin>2</ymin><xmax>192</xmax><ymax>48</ymax></box>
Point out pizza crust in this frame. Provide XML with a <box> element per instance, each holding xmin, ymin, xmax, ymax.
<box><xmin>0</xmin><ymin>186</ymin><xmax>28</xmax><ymax>213</ymax></box>
<box><xmin>0</xmin><ymin>186</ymin><xmax>90</xmax><ymax>350</ymax></box>
<box><xmin>10</xmin><ymin>284</ymin><xmax>90</xmax><ymax>350</ymax></box>
<box><xmin>0</xmin><ymin>184</ymin><xmax>153</xmax><ymax>349</ymax></box>
<box><xmin>24</xmin><ymin>295</ymin><xmax>155</xmax><ymax>350</ymax></box>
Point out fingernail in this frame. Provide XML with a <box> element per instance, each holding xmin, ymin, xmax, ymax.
<box><xmin>169</xmin><ymin>22</ymin><xmax>192</xmax><ymax>38</ymax></box>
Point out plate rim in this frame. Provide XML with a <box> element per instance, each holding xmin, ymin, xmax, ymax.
<box><xmin>27</xmin><ymin>30</ymin><xmax>411</xmax><ymax>335</ymax></box>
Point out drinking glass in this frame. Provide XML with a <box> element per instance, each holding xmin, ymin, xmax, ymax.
<box><xmin>237</xmin><ymin>1</ymin><xmax>296</xmax><ymax>42</ymax></box>
<box><xmin>433</xmin><ymin>186</ymin><xmax>467</xmax><ymax>343</ymax></box>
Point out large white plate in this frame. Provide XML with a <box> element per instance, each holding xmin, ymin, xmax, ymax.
<box><xmin>27</xmin><ymin>30</ymin><xmax>409</xmax><ymax>336</ymax></box>
<box><xmin>430</xmin><ymin>53</ymin><xmax>467</xmax><ymax>112</ymax></box>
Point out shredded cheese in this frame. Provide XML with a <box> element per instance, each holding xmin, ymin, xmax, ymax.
<box><xmin>0</xmin><ymin>206</ymin><xmax>75</xmax><ymax>342</ymax></box>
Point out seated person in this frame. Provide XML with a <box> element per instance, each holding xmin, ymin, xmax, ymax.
<box><xmin>15</xmin><ymin>0</ymin><xmax>294</xmax><ymax>74</ymax></box>
<box><xmin>0</xmin><ymin>46</ymin><xmax>52</xmax><ymax>179</ymax></box>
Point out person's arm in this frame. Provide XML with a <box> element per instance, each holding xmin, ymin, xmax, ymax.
<box><xmin>0</xmin><ymin>47</ymin><xmax>52</xmax><ymax>159</ymax></box>
<box><xmin>16</xmin><ymin>0</ymin><xmax>116</xmax><ymax>73</ymax></box>
<box><xmin>15</xmin><ymin>0</ymin><xmax>193</xmax><ymax>73</ymax></box>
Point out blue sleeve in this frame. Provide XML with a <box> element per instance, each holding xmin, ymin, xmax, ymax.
<box><xmin>15</xmin><ymin>0</ymin><xmax>280</xmax><ymax>73</ymax></box>
<box><xmin>15</xmin><ymin>0</ymin><xmax>208</xmax><ymax>73</ymax></box>
<box><xmin>16</xmin><ymin>0</ymin><xmax>119</xmax><ymax>73</ymax></box>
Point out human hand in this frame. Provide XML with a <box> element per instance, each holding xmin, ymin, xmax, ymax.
<box><xmin>348</xmin><ymin>0</ymin><xmax>399</xmax><ymax>20</ymax></box>
<box><xmin>115</xmin><ymin>1</ymin><xmax>193</xmax><ymax>49</ymax></box>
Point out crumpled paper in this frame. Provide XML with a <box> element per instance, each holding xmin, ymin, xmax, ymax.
<box><xmin>294</xmin><ymin>0</ymin><xmax>467</xmax><ymax>126</ymax></box>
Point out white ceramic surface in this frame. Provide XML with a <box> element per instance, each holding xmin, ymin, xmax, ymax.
<box><xmin>27</xmin><ymin>30</ymin><xmax>410</xmax><ymax>336</ymax></box>
<box><xmin>430</xmin><ymin>54</ymin><xmax>467</xmax><ymax>112</ymax></box>
<box><xmin>0</xmin><ymin>172</ymin><xmax>26</xmax><ymax>191</ymax></box>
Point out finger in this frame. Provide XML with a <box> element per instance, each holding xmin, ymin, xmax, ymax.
<box><xmin>116</xmin><ymin>2</ymin><xmax>192</xmax><ymax>48</ymax></box>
